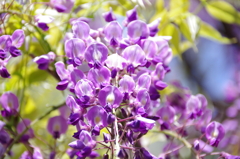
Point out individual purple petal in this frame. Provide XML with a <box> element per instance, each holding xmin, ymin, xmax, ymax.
<box><xmin>127</xmin><ymin>20</ymin><xmax>149</xmax><ymax>42</ymax></box>
<box><xmin>103</xmin><ymin>133</ymin><xmax>110</xmax><ymax>143</ymax></box>
<box><xmin>141</xmin><ymin>39</ymin><xmax>157</xmax><ymax>60</ymax></box>
<box><xmin>0</xmin><ymin>129</ymin><xmax>10</xmax><ymax>145</ymax></box>
<box><xmin>157</xmin><ymin>106</ymin><xmax>175</xmax><ymax>124</ymax></box>
<box><xmin>148</xmin><ymin>85</ymin><xmax>160</xmax><ymax>100</ymax></box>
<box><xmin>0</xmin><ymin>35</ymin><xmax>12</xmax><ymax>51</ymax></box>
<box><xmin>0</xmin><ymin>121</ymin><xmax>5</xmax><ymax>130</ymax></box>
<box><xmin>51</xmin><ymin>0</ymin><xmax>74</xmax><ymax>13</ymax></box>
<box><xmin>47</xmin><ymin>116</ymin><xmax>68</xmax><ymax>139</ymax></box>
<box><xmin>56</xmin><ymin>79</ymin><xmax>69</xmax><ymax>90</ymax></box>
<box><xmin>119</xmin><ymin>75</ymin><xmax>135</xmax><ymax>93</ymax></box>
<box><xmin>55</xmin><ymin>61</ymin><xmax>70</xmax><ymax>80</ymax></box>
<box><xmin>125</xmin><ymin>6</ymin><xmax>138</xmax><ymax>24</ymax></box>
<box><xmin>151</xmin><ymin>62</ymin><xmax>166</xmax><ymax>81</ymax></box>
<box><xmin>66</xmin><ymin>96</ymin><xmax>83</xmax><ymax>113</ymax></box>
<box><xmin>84</xmin><ymin>42</ymin><xmax>108</xmax><ymax>68</ymax></box>
<box><xmin>135</xmin><ymin>73</ymin><xmax>151</xmax><ymax>91</ymax></box>
<box><xmin>0</xmin><ymin>92</ymin><xmax>19</xmax><ymax>114</ymax></box>
<box><xmin>87</xmin><ymin>66</ymin><xmax>111</xmax><ymax>88</ymax></box>
<box><xmin>34</xmin><ymin>55</ymin><xmax>50</xmax><ymax>70</ymax></box>
<box><xmin>86</xmin><ymin>106</ymin><xmax>108</xmax><ymax>129</ymax></box>
<box><xmin>196</xmin><ymin>108</ymin><xmax>212</xmax><ymax>131</ymax></box>
<box><xmin>72</xmin><ymin>21</ymin><xmax>90</xmax><ymax>40</ymax></box>
<box><xmin>104</xmin><ymin>21</ymin><xmax>122</xmax><ymax>46</ymax></box>
<box><xmin>65</xmin><ymin>38</ymin><xmax>86</xmax><ymax>65</ymax></box>
<box><xmin>154</xmin><ymin>37</ymin><xmax>172</xmax><ymax>65</ymax></box>
<box><xmin>154</xmin><ymin>80</ymin><xmax>168</xmax><ymax>90</ymax></box>
<box><xmin>136</xmin><ymin>89</ymin><xmax>150</xmax><ymax>110</ymax></box>
<box><xmin>148</xmin><ymin>18</ymin><xmax>161</xmax><ymax>37</ymax></box>
<box><xmin>98</xmin><ymin>85</ymin><xmax>123</xmax><ymax>108</ymax></box>
<box><xmin>78</xmin><ymin>130</ymin><xmax>96</xmax><ymax>148</ymax></box>
<box><xmin>0</xmin><ymin>66</ymin><xmax>10</xmax><ymax>78</ymax></box>
<box><xmin>70</xmin><ymin>68</ymin><xmax>85</xmax><ymax>85</ymax></box>
<box><xmin>105</xmin><ymin>54</ymin><xmax>127</xmax><ymax>70</ymax></box>
<box><xmin>102</xmin><ymin>8</ymin><xmax>116</xmax><ymax>22</ymax></box>
<box><xmin>37</xmin><ymin>23</ymin><xmax>49</xmax><ymax>31</ymax></box>
<box><xmin>186</xmin><ymin>95</ymin><xmax>206</xmax><ymax>119</ymax></box>
<box><xmin>69</xmin><ymin>140</ymin><xmax>85</xmax><ymax>150</ymax></box>
<box><xmin>122</xmin><ymin>45</ymin><xmax>146</xmax><ymax>67</ymax></box>
<box><xmin>11</xmin><ymin>29</ymin><xmax>25</xmax><ymax>48</ymax></box>
<box><xmin>0</xmin><ymin>50</ymin><xmax>7</xmax><ymax>60</ymax></box>
<box><xmin>74</xmin><ymin>79</ymin><xmax>95</xmax><ymax>99</ymax></box>
<box><xmin>17</xmin><ymin>119</ymin><xmax>34</xmax><ymax>142</ymax></box>
<box><xmin>206</xmin><ymin>121</ymin><xmax>225</xmax><ymax>147</ymax></box>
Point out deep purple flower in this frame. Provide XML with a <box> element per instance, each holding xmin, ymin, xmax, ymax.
<box><xmin>47</xmin><ymin>116</ymin><xmax>68</xmax><ymax>139</ymax></box>
<box><xmin>0</xmin><ymin>92</ymin><xmax>19</xmax><ymax>116</ymax></box>
<box><xmin>148</xmin><ymin>19</ymin><xmax>161</xmax><ymax>37</ymax></box>
<box><xmin>72</xmin><ymin>21</ymin><xmax>90</xmax><ymax>40</ymax></box>
<box><xmin>148</xmin><ymin>86</ymin><xmax>160</xmax><ymax>100</ymax></box>
<box><xmin>98</xmin><ymin>85</ymin><xmax>123</xmax><ymax>108</ymax></box>
<box><xmin>103</xmin><ymin>133</ymin><xmax>110</xmax><ymax>143</ymax></box>
<box><xmin>51</xmin><ymin>0</ymin><xmax>74</xmax><ymax>13</ymax></box>
<box><xmin>0</xmin><ymin>50</ymin><xmax>7</xmax><ymax>60</ymax></box>
<box><xmin>0</xmin><ymin>129</ymin><xmax>10</xmax><ymax>145</ymax></box>
<box><xmin>125</xmin><ymin>6</ymin><xmax>138</xmax><ymax>24</ymax></box>
<box><xmin>9</xmin><ymin>46</ymin><xmax>21</xmax><ymax>57</ymax></box>
<box><xmin>17</xmin><ymin>119</ymin><xmax>34</xmax><ymax>142</ymax></box>
<box><xmin>69</xmin><ymin>130</ymin><xmax>96</xmax><ymax>149</ymax></box>
<box><xmin>205</xmin><ymin>121</ymin><xmax>225</xmax><ymax>147</ymax></box>
<box><xmin>122</xmin><ymin>45</ymin><xmax>146</xmax><ymax>68</ymax></box>
<box><xmin>221</xmin><ymin>152</ymin><xmax>240</xmax><ymax>159</ymax></box>
<box><xmin>35</xmin><ymin>15</ymin><xmax>54</xmax><ymax>31</ymax></box>
<box><xmin>127</xmin><ymin>116</ymin><xmax>155</xmax><ymax>133</ymax></box>
<box><xmin>84</xmin><ymin>42</ymin><xmax>108</xmax><ymax>68</ymax></box>
<box><xmin>0</xmin><ymin>65</ymin><xmax>10</xmax><ymax>78</ymax></box>
<box><xmin>86</xmin><ymin>106</ymin><xmax>108</xmax><ymax>129</ymax></box>
<box><xmin>102</xmin><ymin>8</ymin><xmax>116</xmax><ymax>22</ymax></box>
<box><xmin>34</xmin><ymin>52</ymin><xmax>56</xmax><ymax>70</ymax></box>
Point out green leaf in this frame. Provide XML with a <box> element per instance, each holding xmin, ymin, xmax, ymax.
<box><xmin>199</xmin><ymin>22</ymin><xmax>236</xmax><ymax>44</ymax></box>
<box><xmin>205</xmin><ymin>1</ymin><xmax>240</xmax><ymax>24</ymax></box>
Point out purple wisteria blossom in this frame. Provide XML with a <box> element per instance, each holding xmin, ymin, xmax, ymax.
<box><xmin>35</xmin><ymin>15</ymin><xmax>54</xmax><ymax>31</ymax></box>
<box><xmin>50</xmin><ymin>0</ymin><xmax>75</xmax><ymax>13</ymax></box>
<box><xmin>206</xmin><ymin>121</ymin><xmax>225</xmax><ymax>147</ymax></box>
<box><xmin>47</xmin><ymin>116</ymin><xmax>68</xmax><ymax>139</ymax></box>
<box><xmin>34</xmin><ymin>52</ymin><xmax>56</xmax><ymax>70</ymax></box>
<box><xmin>0</xmin><ymin>92</ymin><xmax>19</xmax><ymax>117</ymax></box>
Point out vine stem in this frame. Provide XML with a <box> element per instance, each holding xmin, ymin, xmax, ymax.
<box><xmin>153</xmin><ymin>130</ymin><xmax>201</xmax><ymax>159</ymax></box>
<box><xmin>1</xmin><ymin>103</ymin><xmax>65</xmax><ymax>159</ymax></box>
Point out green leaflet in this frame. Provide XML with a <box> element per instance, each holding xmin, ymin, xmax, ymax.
<box><xmin>205</xmin><ymin>1</ymin><xmax>240</xmax><ymax>24</ymax></box>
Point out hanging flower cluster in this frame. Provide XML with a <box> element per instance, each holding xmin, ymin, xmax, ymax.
<box><xmin>46</xmin><ymin>7</ymin><xmax>227</xmax><ymax>158</ymax></box>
